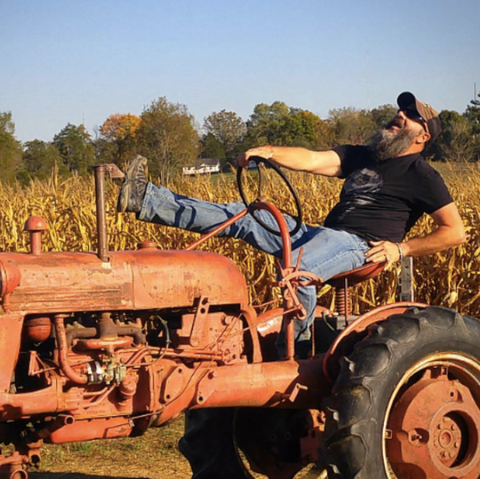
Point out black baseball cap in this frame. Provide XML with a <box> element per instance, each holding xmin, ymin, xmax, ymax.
<box><xmin>397</xmin><ymin>92</ymin><xmax>441</xmax><ymax>144</ymax></box>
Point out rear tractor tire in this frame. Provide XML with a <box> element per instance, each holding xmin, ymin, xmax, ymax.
<box><xmin>325</xmin><ymin>306</ymin><xmax>480</xmax><ymax>479</ymax></box>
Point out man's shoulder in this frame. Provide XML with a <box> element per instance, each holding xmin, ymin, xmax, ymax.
<box><xmin>334</xmin><ymin>145</ymin><xmax>373</xmax><ymax>178</ymax></box>
<box><xmin>332</xmin><ymin>145</ymin><xmax>374</xmax><ymax>178</ymax></box>
<box><xmin>409</xmin><ymin>156</ymin><xmax>445</xmax><ymax>180</ymax></box>
<box><xmin>333</xmin><ymin>144</ymin><xmax>371</xmax><ymax>160</ymax></box>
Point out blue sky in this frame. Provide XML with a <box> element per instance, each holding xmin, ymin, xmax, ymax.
<box><xmin>1</xmin><ymin>0</ymin><xmax>480</xmax><ymax>143</ymax></box>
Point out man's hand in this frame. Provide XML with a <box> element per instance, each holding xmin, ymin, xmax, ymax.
<box><xmin>235</xmin><ymin>146</ymin><xmax>273</xmax><ymax>168</ymax></box>
<box><xmin>365</xmin><ymin>240</ymin><xmax>401</xmax><ymax>266</ymax></box>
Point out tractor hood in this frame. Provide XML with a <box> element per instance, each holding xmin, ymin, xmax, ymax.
<box><xmin>0</xmin><ymin>247</ymin><xmax>249</xmax><ymax>314</ymax></box>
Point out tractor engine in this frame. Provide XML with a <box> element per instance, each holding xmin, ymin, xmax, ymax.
<box><xmin>0</xmin><ymin>238</ymin><xmax>252</xmax><ymax>448</ymax></box>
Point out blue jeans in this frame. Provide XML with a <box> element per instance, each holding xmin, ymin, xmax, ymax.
<box><xmin>138</xmin><ymin>183</ymin><xmax>369</xmax><ymax>356</ymax></box>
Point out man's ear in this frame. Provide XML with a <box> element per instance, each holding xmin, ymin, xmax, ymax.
<box><xmin>416</xmin><ymin>130</ymin><xmax>431</xmax><ymax>145</ymax></box>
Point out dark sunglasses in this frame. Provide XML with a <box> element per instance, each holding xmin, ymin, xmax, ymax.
<box><xmin>398</xmin><ymin>109</ymin><xmax>429</xmax><ymax>133</ymax></box>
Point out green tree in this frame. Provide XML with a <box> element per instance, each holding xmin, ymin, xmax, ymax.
<box><xmin>244</xmin><ymin>102</ymin><xmax>330</xmax><ymax>149</ymax></box>
<box><xmin>283</xmin><ymin>109</ymin><xmax>332</xmax><ymax>149</ymax></box>
<box><xmin>370</xmin><ymin>104</ymin><xmax>397</xmax><ymax>129</ymax></box>
<box><xmin>201</xmin><ymin>133</ymin><xmax>226</xmax><ymax>160</ymax></box>
<box><xmin>465</xmin><ymin>92</ymin><xmax>480</xmax><ymax>136</ymax></box>
<box><xmin>203</xmin><ymin>110</ymin><xmax>246</xmax><ymax>160</ymax></box>
<box><xmin>94</xmin><ymin>136</ymin><xmax>118</xmax><ymax>165</ymax></box>
<box><xmin>0</xmin><ymin>112</ymin><xmax>22</xmax><ymax>183</ymax></box>
<box><xmin>53</xmin><ymin>124</ymin><xmax>96</xmax><ymax>176</ymax></box>
<box><xmin>434</xmin><ymin>110</ymin><xmax>476</xmax><ymax>162</ymax></box>
<box><xmin>98</xmin><ymin>113</ymin><xmax>142</xmax><ymax>166</ymax></box>
<box><xmin>245</xmin><ymin>101</ymin><xmax>291</xmax><ymax>147</ymax></box>
<box><xmin>137</xmin><ymin>97</ymin><xmax>200</xmax><ymax>183</ymax></box>
<box><xmin>20</xmin><ymin>140</ymin><xmax>67</xmax><ymax>182</ymax></box>
<box><xmin>328</xmin><ymin>107</ymin><xmax>376</xmax><ymax>145</ymax></box>
<box><xmin>464</xmin><ymin>92</ymin><xmax>480</xmax><ymax>161</ymax></box>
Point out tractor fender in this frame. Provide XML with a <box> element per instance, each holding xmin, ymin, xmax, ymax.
<box><xmin>323</xmin><ymin>301</ymin><xmax>428</xmax><ymax>383</ymax></box>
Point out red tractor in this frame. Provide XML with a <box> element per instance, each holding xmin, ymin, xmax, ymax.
<box><xmin>0</xmin><ymin>161</ymin><xmax>479</xmax><ymax>479</ymax></box>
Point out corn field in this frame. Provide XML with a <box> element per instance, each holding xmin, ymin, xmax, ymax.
<box><xmin>1</xmin><ymin>163</ymin><xmax>479</xmax><ymax>317</ymax></box>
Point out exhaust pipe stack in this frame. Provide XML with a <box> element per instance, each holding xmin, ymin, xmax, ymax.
<box><xmin>93</xmin><ymin>164</ymin><xmax>124</xmax><ymax>263</ymax></box>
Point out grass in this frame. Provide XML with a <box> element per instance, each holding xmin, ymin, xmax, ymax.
<box><xmin>25</xmin><ymin>416</ymin><xmax>321</xmax><ymax>478</ymax></box>
<box><xmin>2</xmin><ymin>420</ymin><xmax>189</xmax><ymax>479</ymax></box>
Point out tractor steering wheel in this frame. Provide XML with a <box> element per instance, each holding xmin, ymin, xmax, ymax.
<box><xmin>236</xmin><ymin>156</ymin><xmax>303</xmax><ymax>237</ymax></box>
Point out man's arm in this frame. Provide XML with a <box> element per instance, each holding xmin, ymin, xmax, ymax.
<box><xmin>365</xmin><ymin>202</ymin><xmax>466</xmax><ymax>265</ymax></box>
<box><xmin>236</xmin><ymin>145</ymin><xmax>343</xmax><ymax>177</ymax></box>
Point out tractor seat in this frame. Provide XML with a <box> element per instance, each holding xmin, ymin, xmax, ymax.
<box><xmin>319</xmin><ymin>262</ymin><xmax>387</xmax><ymax>324</ymax></box>
<box><xmin>327</xmin><ymin>262</ymin><xmax>386</xmax><ymax>289</ymax></box>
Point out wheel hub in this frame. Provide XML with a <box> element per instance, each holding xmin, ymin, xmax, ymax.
<box><xmin>386</xmin><ymin>366</ymin><xmax>480</xmax><ymax>478</ymax></box>
<box><xmin>434</xmin><ymin>415</ymin><xmax>463</xmax><ymax>465</ymax></box>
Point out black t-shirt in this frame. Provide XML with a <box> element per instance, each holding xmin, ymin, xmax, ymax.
<box><xmin>323</xmin><ymin>145</ymin><xmax>453</xmax><ymax>242</ymax></box>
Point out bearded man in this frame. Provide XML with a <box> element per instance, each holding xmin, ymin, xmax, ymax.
<box><xmin>118</xmin><ymin>92</ymin><xmax>465</xmax><ymax>358</ymax></box>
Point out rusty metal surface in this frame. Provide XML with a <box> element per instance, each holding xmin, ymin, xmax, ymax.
<box><xmin>1</xmin><ymin>249</ymin><xmax>248</xmax><ymax>312</ymax></box>
<box><xmin>0</xmin><ymin>259</ymin><xmax>21</xmax><ymax>301</ymax></box>
<box><xmin>0</xmin><ymin>381</ymin><xmax>68</xmax><ymax>420</ymax></box>
<box><xmin>93</xmin><ymin>165</ymin><xmax>109</xmax><ymax>263</ymax></box>
<box><xmin>252</xmin><ymin>201</ymin><xmax>292</xmax><ymax>268</ymax></box>
<box><xmin>184</xmin><ymin>208</ymin><xmax>249</xmax><ymax>251</ymax></box>
<box><xmin>191</xmin><ymin>357</ymin><xmax>329</xmax><ymax>409</ymax></box>
<box><xmin>326</xmin><ymin>261</ymin><xmax>386</xmax><ymax>288</ymax></box>
<box><xmin>149</xmin><ymin>356</ymin><xmax>329</xmax><ymax>432</ymax></box>
<box><xmin>54</xmin><ymin>314</ymin><xmax>88</xmax><ymax>385</ymax></box>
<box><xmin>47</xmin><ymin>416</ymin><xmax>132</xmax><ymax>443</ymax></box>
<box><xmin>92</xmin><ymin>165</ymin><xmax>124</xmax><ymax>263</ymax></box>
<box><xmin>0</xmin><ymin>312</ymin><xmax>24</xmax><ymax>392</ymax></box>
<box><xmin>386</xmin><ymin>360</ymin><xmax>480</xmax><ymax>478</ymax></box>
<box><xmin>0</xmin><ymin>316</ymin><xmax>327</xmax><ymax>435</ymax></box>
<box><xmin>24</xmin><ymin>216</ymin><xmax>48</xmax><ymax>255</ymax></box>
<box><xmin>255</xmin><ymin>308</ymin><xmax>284</xmax><ymax>361</ymax></box>
<box><xmin>22</xmin><ymin>316</ymin><xmax>52</xmax><ymax>344</ymax></box>
<box><xmin>240</xmin><ymin>305</ymin><xmax>263</xmax><ymax>363</ymax></box>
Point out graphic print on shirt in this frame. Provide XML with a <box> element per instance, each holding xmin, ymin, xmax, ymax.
<box><xmin>337</xmin><ymin>167</ymin><xmax>383</xmax><ymax>221</ymax></box>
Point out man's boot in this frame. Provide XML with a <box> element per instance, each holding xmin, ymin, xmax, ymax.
<box><xmin>117</xmin><ymin>155</ymin><xmax>148</xmax><ymax>213</ymax></box>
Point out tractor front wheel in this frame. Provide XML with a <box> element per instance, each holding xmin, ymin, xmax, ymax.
<box><xmin>325</xmin><ymin>306</ymin><xmax>480</xmax><ymax>478</ymax></box>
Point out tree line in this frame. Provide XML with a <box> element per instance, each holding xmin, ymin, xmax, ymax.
<box><xmin>1</xmin><ymin>92</ymin><xmax>480</xmax><ymax>185</ymax></box>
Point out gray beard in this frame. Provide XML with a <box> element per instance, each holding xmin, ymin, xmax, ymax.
<box><xmin>369</xmin><ymin>127</ymin><xmax>418</xmax><ymax>161</ymax></box>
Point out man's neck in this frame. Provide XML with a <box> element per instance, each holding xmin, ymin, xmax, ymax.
<box><xmin>392</xmin><ymin>144</ymin><xmax>423</xmax><ymax>157</ymax></box>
